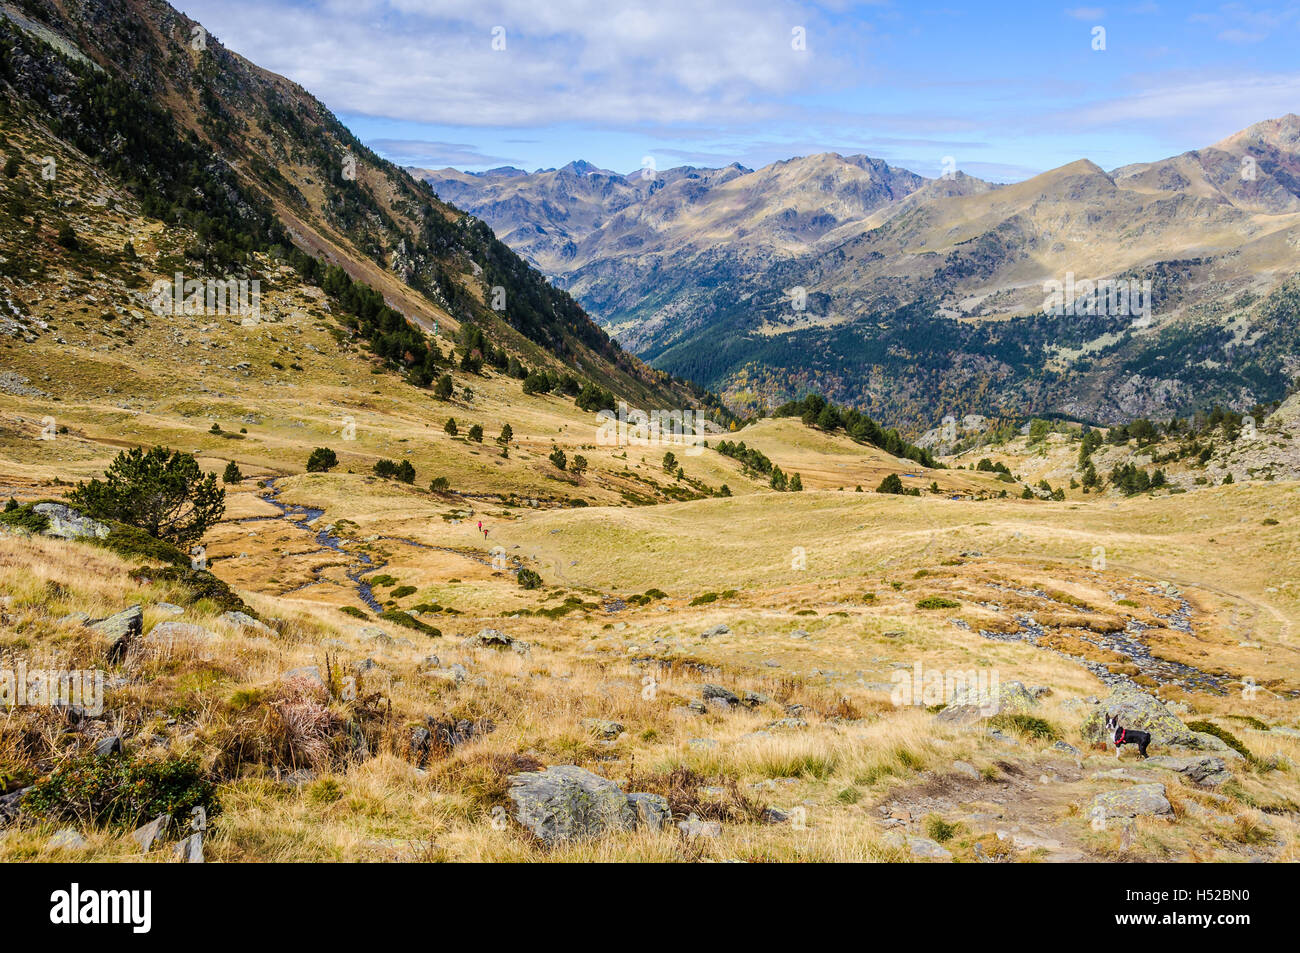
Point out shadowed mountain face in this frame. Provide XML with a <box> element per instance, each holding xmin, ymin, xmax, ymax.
<box><xmin>0</xmin><ymin>0</ymin><xmax>718</xmax><ymax>414</ymax></box>
<box><xmin>416</xmin><ymin>116</ymin><xmax>1300</xmax><ymax>431</ymax></box>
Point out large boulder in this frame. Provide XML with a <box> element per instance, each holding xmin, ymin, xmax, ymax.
<box><xmin>89</xmin><ymin>605</ymin><xmax>143</xmax><ymax>661</ymax></box>
<box><xmin>507</xmin><ymin>766</ymin><xmax>668</xmax><ymax>845</ymax></box>
<box><xmin>33</xmin><ymin>503</ymin><xmax>109</xmax><ymax>540</ymax></box>
<box><xmin>936</xmin><ymin>680</ymin><xmax>1037</xmax><ymax>724</ymax></box>
<box><xmin>1081</xmin><ymin>684</ymin><xmax>1199</xmax><ymax>748</ymax></box>
<box><xmin>1089</xmin><ymin>783</ymin><xmax>1172</xmax><ymax>819</ymax></box>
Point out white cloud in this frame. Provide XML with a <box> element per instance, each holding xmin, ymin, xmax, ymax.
<box><xmin>174</xmin><ymin>0</ymin><xmax>859</xmax><ymax>127</ymax></box>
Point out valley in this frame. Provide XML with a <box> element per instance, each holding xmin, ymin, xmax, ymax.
<box><xmin>0</xmin><ymin>0</ymin><xmax>1296</xmax><ymax>869</ymax></box>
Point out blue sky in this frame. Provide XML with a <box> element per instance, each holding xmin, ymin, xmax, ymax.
<box><xmin>174</xmin><ymin>0</ymin><xmax>1300</xmax><ymax>181</ymax></box>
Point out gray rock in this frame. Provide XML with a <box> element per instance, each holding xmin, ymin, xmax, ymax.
<box><xmin>1144</xmin><ymin>754</ymin><xmax>1232</xmax><ymax>787</ymax></box>
<box><xmin>49</xmin><ymin>827</ymin><xmax>87</xmax><ymax>850</ymax></box>
<box><xmin>701</xmin><ymin>624</ymin><xmax>730</xmax><ymax>638</ymax></box>
<box><xmin>762</xmin><ymin>807</ymin><xmax>790</xmax><ymax>824</ymax></box>
<box><xmin>627</xmin><ymin>792</ymin><xmax>671</xmax><ymax>831</ymax></box>
<box><xmin>173</xmin><ymin>831</ymin><xmax>204</xmax><ymax>862</ymax></box>
<box><xmin>130</xmin><ymin>814</ymin><xmax>170</xmax><ymax>852</ymax></box>
<box><xmin>677</xmin><ymin>814</ymin><xmax>722</xmax><ymax>838</ymax></box>
<box><xmin>358</xmin><ymin>626</ymin><xmax>392</xmax><ymax>645</ymax></box>
<box><xmin>218</xmin><ymin>610</ymin><xmax>273</xmax><ymax>635</ymax></box>
<box><xmin>89</xmin><ymin>605</ymin><xmax>143</xmax><ymax>661</ymax></box>
<box><xmin>282</xmin><ymin>666</ymin><xmax>325</xmax><ymax>688</ymax></box>
<box><xmin>936</xmin><ymin>680</ymin><xmax>1037</xmax><ymax>724</ymax></box>
<box><xmin>952</xmin><ymin>760</ymin><xmax>981</xmax><ymax>779</ymax></box>
<box><xmin>1052</xmin><ymin>741</ymin><xmax>1081</xmax><ymax>755</ymax></box>
<box><xmin>465</xmin><ymin>628</ymin><xmax>530</xmax><ymax>655</ymax></box>
<box><xmin>93</xmin><ymin>735</ymin><xmax>123</xmax><ymax>757</ymax></box>
<box><xmin>883</xmin><ymin>831</ymin><xmax>952</xmax><ymax>859</ymax></box>
<box><xmin>741</xmin><ymin>690</ymin><xmax>770</xmax><ymax>708</ymax></box>
<box><xmin>154</xmin><ymin>603</ymin><xmax>185</xmax><ymax>615</ymax></box>
<box><xmin>688</xmin><ymin>738</ymin><xmax>719</xmax><ymax>749</ymax></box>
<box><xmin>581</xmin><ymin>718</ymin><xmax>624</xmax><ymax>740</ymax></box>
<box><xmin>1081</xmin><ymin>684</ymin><xmax>1198</xmax><ymax>747</ymax></box>
<box><xmin>33</xmin><ymin>503</ymin><xmax>109</xmax><ymax>540</ymax></box>
<box><xmin>1090</xmin><ymin>783</ymin><xmax>1172</xmax><ymax>818</ymax></box>
<box><xmin>765</xmin><ymin>718</ymin><xmax>808</xmax><ymax>730</ymax></box>
<box><xmin>506</xmin><ymin>765</ymin><xmax>637</xmax><ymax>845</ymax></box>
<box><xmin>700</xmin><ymin>684</ymin><xmax>739</xmax><ymax>706</ymax></box>
<box><xmin>143</xmin><ymin>621</ymin><xmax>215</xmax><ymax>650</ymax></box>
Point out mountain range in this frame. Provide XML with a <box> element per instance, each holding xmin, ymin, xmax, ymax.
<box><xmin>416</xmin><ymin>117</ymin><xmax>1300</xmax><ymax>430</ymax></box>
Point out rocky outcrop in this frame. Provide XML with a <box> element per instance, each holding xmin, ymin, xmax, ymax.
<box><xmin>32</xmin><ymin>503</ymin><xmax>109</xmax><ymax>540</ymax></box>
<box><xmin>935</xmin><ymin>680</ymin><xmax>1037</xmax><ymax>724</ymax></box>
<box><xmin>1081</xmin><ymin>684</ymin><xmax>1199</xmax><ymax>748</ymax></box>
<box><xmin>1089</xmin><ymin>783</ymin><xmax>1172</xmax><ymax>818</ymax></box>
<box><xmin>506</xmin><ymin>765</ymin><xmax>669</xmax><ymax>845</ymax></box>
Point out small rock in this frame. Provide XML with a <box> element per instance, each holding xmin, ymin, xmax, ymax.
<box><xmin>173</xmin><ymin>831</ymin><xmax>204</xmax><ymax>862</ymax></box>
<box><xmin>89</xmin><ymin>605</ymin><xmax>143</xmax><ymax>661</ymax></box>
<box><xmin>465</xmin><ymin>628</ymin><xmax>530</xmax><ymax>655</ymax></box>
<box><xmin>677</xmin><ymin>814</ymin><xmax>722</xmax><ymax>838</ymax></box>
<box><xmin>701</xmin><ymin>624</ymin><xmax>730</xmax><ymax>638</ymax></box>
<box><xmin>218</xmin><ymin>610</ymin><xmax>273</xmax><ymax>635</ymax></box>
<box><xmin>130</xmin><ymin>814</ymin><xmax>170</xmax><ymax>852</ymax></box>
<box><xmin>93</xmin><ymin>735</ymin><xmax>123</xmax><ymax>757</ymax></box>
<box><xmin>50</xmin><ymin>828</ymin><xmax>88</xmax><ymax>850</ymax></box>
<box><xmin>582</xmin><ymin>718</ymin><xmax>624</xmax><ymax>740</ymax></box>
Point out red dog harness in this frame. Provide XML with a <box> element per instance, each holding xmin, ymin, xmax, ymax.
<box><xmin>1115</xmin><ymin>727</ymin><xmax>1126</xmax><ymax>746</ymax></box>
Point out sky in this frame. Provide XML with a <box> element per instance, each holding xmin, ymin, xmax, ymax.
<box><xmin>172</xmin><ymin>0</ymin><xmax>1300</xmax><ymax>182</ymax></box>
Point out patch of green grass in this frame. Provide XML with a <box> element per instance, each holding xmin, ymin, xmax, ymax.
<box><xmin>339</xmin><ymin>606</ymin><xmax>368</xmax><ymax>619</ymax></box>
<box><xmin>389</xmin><ymin>585</ymin><xmax>416</xmax><ymax>599</ymax></box>
<box><xmin>924</xmin><ymin>815</ymin><xmax>961</xmax><ymax>843</ymax></box>
<box><xmin>989</xmin><ymin>713</ymin><xmax>1060</xmax><ymax>741</ymax></box>
<box><xmin>915</xmin><ymin>596</ymin><xmax>960</xmax><ymax>610</ymax></box>
<box><xmin>377</xmin><ymin>610</ymin><xmax>441</xmax><ymax>636</ymax></box>
<box><xmin>689</xmin><ymin>592</ymin><xmax>718</xmax><ymax>606</ymax></box>
<box><xmin>22</xmin><ymin>753</ymin><xmax>218</xmax><ymax>830</ymax></box>
<box><xmin>1187</xmin><ymin>720</ymin><xmax>1254</xmax><ymax>762</ymax></box>
<box><xmin>836</xmin><ymin>786</ymin><xmax>861</xmax><ymax>804</ymax></box>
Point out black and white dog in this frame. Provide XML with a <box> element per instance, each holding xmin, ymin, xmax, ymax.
<box><xmin>1105</xmin><ymin>713</ymin><xmax>1151</xmax><ymax>759</ymax></box>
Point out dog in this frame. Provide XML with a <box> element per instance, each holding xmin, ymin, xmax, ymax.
<box><xmin>1105</xmin><ymin>713</ymin><xmax>1151</xmax><ymax>759</ymax></box>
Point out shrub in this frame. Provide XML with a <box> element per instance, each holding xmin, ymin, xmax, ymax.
<box><xmin>22</xmin><ymin>753</ymin><xmax>218</xmax><ymax>830</ymax></box>
<box><xmin>916</xmin><ymin>596</ymin><xmax>960</xmax><ymax>610</ymax></box>
<box><xmin>429</xmin><ymin>476</ymin><xmax>450</xmax><ymax>492</ymax></box>
<box><xmin>377</xmin><ymin>610</ymin><xmax>441</xmax><ymax>636</ymax></box>
<box><xmin>306</xmin><ymin>447</ymin><xmax>338</xmax><ymax>472</ymax></box>
<box><xmin>467</xmin><ymin>424</ymin><xmax>483</xmax><ymax>443</ymax></box>
<box><xmin>517</xmin><ymin>568</ymin><xmax>542</xmax><ymax>590</ymax></box>
<box><xmin>498</xmin><ymin>424</ymin><xmax>513</xmax><ymax>444</ymax></box>
<box><xmin>56</xmin><ymin>223</ymin><xmax>79</xmax><ymax>250</ymax></box>
<box><xmin>877</xmin><ymin>473</ymin><xmax>905</xmax><ymax>494</ymax></box>
<box><xmin>0</xmin><ymin>502</ymin><xmax>50</xmax><ymax>534</ymax></box>
<box><xmin>339</xmin><ymin>606</ymin><xmax>368</xmax><ymax>619</ymax></box>
<box><xmin>69</xmin><ymin>446</ymin><xmax>225</xmax><ymax>546</ymax></box>
<box><xmin>549</xmin><ymin>447</ymin><xmax>567</xmax><ymax>471</ymax></box>
<box><xmin>434</xmin><ymin>374</ymin><xmax>454</xmax><ymax>400</ymax></box>
<box><xmin>222</xmin><ymin>461</ymin><xmax>243</xmax><ymax>484</ymax></box>
<box><xmin>444</xmin><ymin>418</ymin><xmax>458</xmax><ymax>436</ymax></box>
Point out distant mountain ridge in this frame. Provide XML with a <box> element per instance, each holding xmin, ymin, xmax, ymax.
<box><xmin>414</xmin><ymin>116</ymin><xmax>1300</xmax><ymax>430</ymax></box>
